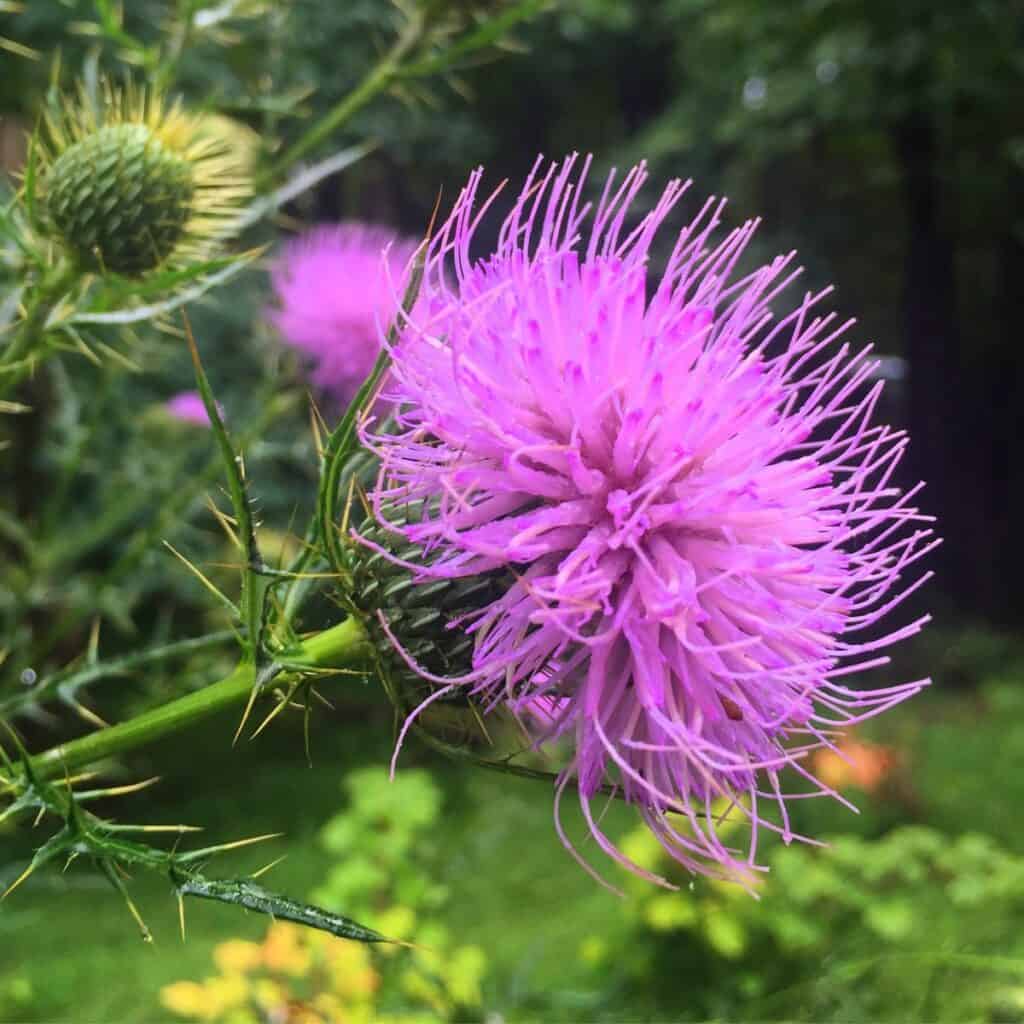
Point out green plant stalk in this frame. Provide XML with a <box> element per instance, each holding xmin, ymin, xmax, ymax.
<box><xmin>0</xmin><ymin>260</ymin><xmax>77</xmax><ymax>399</ymax></box>
<box><xmin>26</xmin><ymin>393</ymin><xmax>295</xmax><ymax>668</ymax></box>
<box><xmin>29</xmin><ymin>616</ymin><xmax>370</xmax><ymax>781</ymax></box>
<box><xmin>399</xmin><ymin>0</ymin><xmax>547</xmax><ymax>78</ymax></box>
<box><xmin>183</xmin><ymin>313</ymin><xmax>268</xmax><ymax>674</ymax></box>
<box><xmin>153</xmin><ymin>0</ymin><xmax>195</xmax><ymax>91</ymax></box>
<box><xmin>261</xmin><ymin>8</ymin><xmax>426</xmax><ymax>185</ymax></box>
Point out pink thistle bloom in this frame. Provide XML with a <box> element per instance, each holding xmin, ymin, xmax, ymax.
<box><xmin>166</xmin><ymin>391</ymin><xmax>213</xmax><ymax>426</ymax></box>
<box><xmin>365</xmin><ymin>155</ymin><xmax>938</xmax><ymax>888</ymax></box>
<box><xmin>270</xmin><ymin>223</ymin><xmax>419</xmax><ymax>407</ymax></box>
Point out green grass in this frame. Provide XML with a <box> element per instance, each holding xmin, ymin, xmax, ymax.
<box><xmin>0</xmin><ymin>700</ymin><xmax>634</xmax><ymax>1021</ymax></box>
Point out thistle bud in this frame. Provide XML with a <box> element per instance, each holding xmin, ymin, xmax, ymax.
<box><xmin>39</xmin><ymin>85</ymin><xmax>249</xmax><ymax>276</ymax></box>
<box><xmin>344</xmin><ymin>501</ymin><xmax>511</xmax><ymax>691</ymax></box>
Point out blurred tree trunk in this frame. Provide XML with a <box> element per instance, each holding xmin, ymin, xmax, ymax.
<box><xmin>993</xmin><ymin>168</ymin><xmax>1024</xmax><ymax>619</ymax></box>
<box><xmin>893</xmin><ymin>110</ymin><xmax>981</xmax><ymax>611</ymax></box>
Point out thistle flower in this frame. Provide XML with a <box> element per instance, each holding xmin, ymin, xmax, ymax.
<box><xmin>39</xmin><ymin>84</ymin><xmax>248</xmax><ymax>275</ymax></box>
<box><xmin>165</xmin><ymin>391</ymin><xmax>213</xmax><ymax>427</ymax></box>
<box><xmin>363</xmin><ymin>155</ymin><xmax>938</xmax><ymax>887</ymax></box>
<box><xmin>270</xmin><ymin>223</ymin><xmax>418</xmax><ymax>407</ymax></box>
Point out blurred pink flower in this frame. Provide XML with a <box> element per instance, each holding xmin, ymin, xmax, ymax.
<box><xmin>166</xmin><ymin>391</ymin><xmax>212</xmax><ymax>426</ymax></box>
<box><xmin>270</xmin><ymin>223</ymin><xmax>418</xmax><ymax>408</ymax></box>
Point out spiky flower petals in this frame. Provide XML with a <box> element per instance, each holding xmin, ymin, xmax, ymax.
<box><xmin>364</xmin><ymin>155</ymin><xmax>938</xmax><ymax>887</ymax></box>
<box><xmin>40</xmin><ymin>84</ymin><xmax>249</xmax><ymax>275</ymax></box>
<box><xmin>270</xmin><ymin>223</ymin><xmax>418</xmax><ymax>407</ymax></box>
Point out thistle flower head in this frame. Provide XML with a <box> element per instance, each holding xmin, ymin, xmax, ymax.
<box><xmin>270</xmin><ymin>223</ymin><xmax>418</xmax><ymax>407</ymax></box>
<box><xmin>363</xmin><ymin>155</ymin><xmax>938</xmax><ymax>887</ymax></box>
<box><xmin>39</xmin><ymin>84</ymin><xmax>249</xmax><ymax>275</ymax></box>
<box><xmin>165</xmin><ymin>391</ymin><xmax>212</xmax><ymax>426</ymax></box>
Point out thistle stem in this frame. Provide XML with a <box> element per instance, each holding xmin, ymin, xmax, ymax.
<box><xmin>0</xmin><ymin>260</ymin><xmax>77</xmax><ymax>398</ymax></box>
<box><xmin>261</xmin><ymin>8</ymin><xmax>425</xmax><ymax>185</ymax></box>
<box><xmin>29</xmin><ymin>617</ymin><xmax>370</xmax><ymax>781</ymax></box>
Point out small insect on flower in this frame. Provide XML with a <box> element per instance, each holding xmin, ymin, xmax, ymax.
<box><xmin>38</xmin><ymin>82</ymin><xmax>249</xmax><ymax>276</ymax></box>
<box><xmin>269</xmin><ymin>223</ymin><xmax>419</xmax><ymax>408</ymax></box>
<box><xmin>362</xmin><ymin>154</ymin><xmax>939</xmax><ymax>890</ymax></box>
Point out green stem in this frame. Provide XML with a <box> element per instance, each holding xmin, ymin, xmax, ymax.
<box><xmin>0</xmin><ymin>260</ymin><xmax>77</xmax><ymax>399</ymax></box>
<box><xmin>153</xmin><ymin>0</ymin><xmax>194</xmax><ymax>91</ymax></box>
<box><xmin>30</xmin><ymin>617</ymin><xmax>369</xmax><ymax>781</ymax></box>
<box><xmin>260</xmin><ymin>9</ymin><xmax>425</xmax><ymax>186</ymax></box>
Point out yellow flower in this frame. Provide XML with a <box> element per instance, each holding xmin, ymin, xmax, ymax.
<box><xmin>811</xmin><ymin>735</ymin><xmax>897</xmax><ymax>793</ymax></box>
<box><xmin>213</xmin><ymin>939</ymin><xmax>264</xmax><ymax>975</ymax></box>
<box><xmin>204</xmin><ymin>974</ymin><xmax>251</xmax><ymax>1016</ymax></box>
<box><xmin>251</xmin><ymin>978</ymin><xmax>288</xmax><ymax>1014</ymax></box>
<box><xmin>262</xmin><ymin>922</ymin><xmax>313</xmax><ymax>977</ymax></box>
<box><xmin>160</xmin><ymin>981</ymin><xmax>211</xmax><ymax>1020</ymax></box>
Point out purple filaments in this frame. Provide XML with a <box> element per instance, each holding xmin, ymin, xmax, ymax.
<box><xmin>270</xmin><ymin>223</ymin><xmax>418</xmax><ymax>408</ymax></box>
<box><xmin>364</xmin><ymin>155</ymin><xmax>938</xmax><ymax>888</ymax></box>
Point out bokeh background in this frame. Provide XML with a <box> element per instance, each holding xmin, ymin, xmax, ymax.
<box><xmin>1</xmin><ymin>2</ymin><xmax>1023</xmax><ymax>1021</ymax></box>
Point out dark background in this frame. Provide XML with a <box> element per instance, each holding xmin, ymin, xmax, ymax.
<box><xmin>6</xmin><ymin>0</ymin><xmax>1022</xmax><ymax>627</ymax></box>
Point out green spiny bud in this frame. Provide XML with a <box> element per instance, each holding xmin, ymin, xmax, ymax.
<box><xmin>45</xmin><ymin>123</ymin><xmax>194</xmax><ymax>275</ymax></box>
<box><xmin>38</xmin><ymin>84</ymin><xmax>250</xmax><ymax>277</ymax></box>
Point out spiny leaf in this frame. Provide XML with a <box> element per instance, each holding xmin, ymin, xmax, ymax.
<box><xmin>0</xmin><ymin>630</ymin><xmax>234</xmax><ymax>719</ymax></box>
<box><xmin>1</xmin><ymin>825</ymin><xmax>72</xmax><ymax>899</ymax></box>
<box><xmin>93</xmin><ymin>254</ymin><xmax>241</xmax><ymax>303</ymax></box>
<box><xmin>68</xmin><ymin>698</ymin><xmax>109</xmax><ymax>730</ymax></box>
<box><xmin>99</xmin><ymin>858</ymin><xmax>152</xmax><ymax>942</ymax></box>
<box><xmin>229</xmin><ymin>143</ymin><xmax>376</xmax><ymax>236</ymax></box>
<box><xmin>74</xmin><ymin>776</ymin><xmax>161</xmax><ymax>801</ymax></box>
<box><xmin>248</xmin><ymin>680</ymin><xmax>301</xmax><ymax>740</ymax></box>
<box><xmin>69</xmin><ymin>258</ymin><xmax>252</xmax><ymax>326</ymax></box>
<box><xmin>174</xmin><ymin>831</ymin><xmax>284</xmax><ymax>866</ymax></box>
<box><xmin>22</xmin><ymin>117</ymin><xmax>38</xmax><ymax>224</ymax></box>
<box><xmin>162</xmin><ymin>542</ymin><xmax>240</xmax><ymax>619</ymax></box>
<box><xmin>102</xmin><ymin>823</ymin><xmax>203</xmax><ymax>835</ymax></box>
<box><xmin>174</xmin><ymin>875</ymin><xmax>392</xmax><ymax>944</ymax></box>
<box><xmin>0</xmin><ymin>36</ymin><xmax>39</xmax><ymax>59</ymax></box>
<box><xmin>250</xmin><ymin>854</ymin><xmax>288</xmax><ymax>880</ymax></box>
<box><xmin>182</xmin><ymin>312</ymin><xmax>269</xmax><ymax>681</ymax></box>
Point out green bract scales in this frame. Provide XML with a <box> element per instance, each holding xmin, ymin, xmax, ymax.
<box><xmin>45</xmin><ymin>123</ymin><xmax>195</xmax><ymax>275</ymax></box>
<box><xmin>38</xmin><ymin>85</ymin><xmax>249</xmax><ymax>277</ymax></box>
<box><xmin>346</xmin><ymin>504</ymin><xmax>511</xmax><ymax>689</ymax></box>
